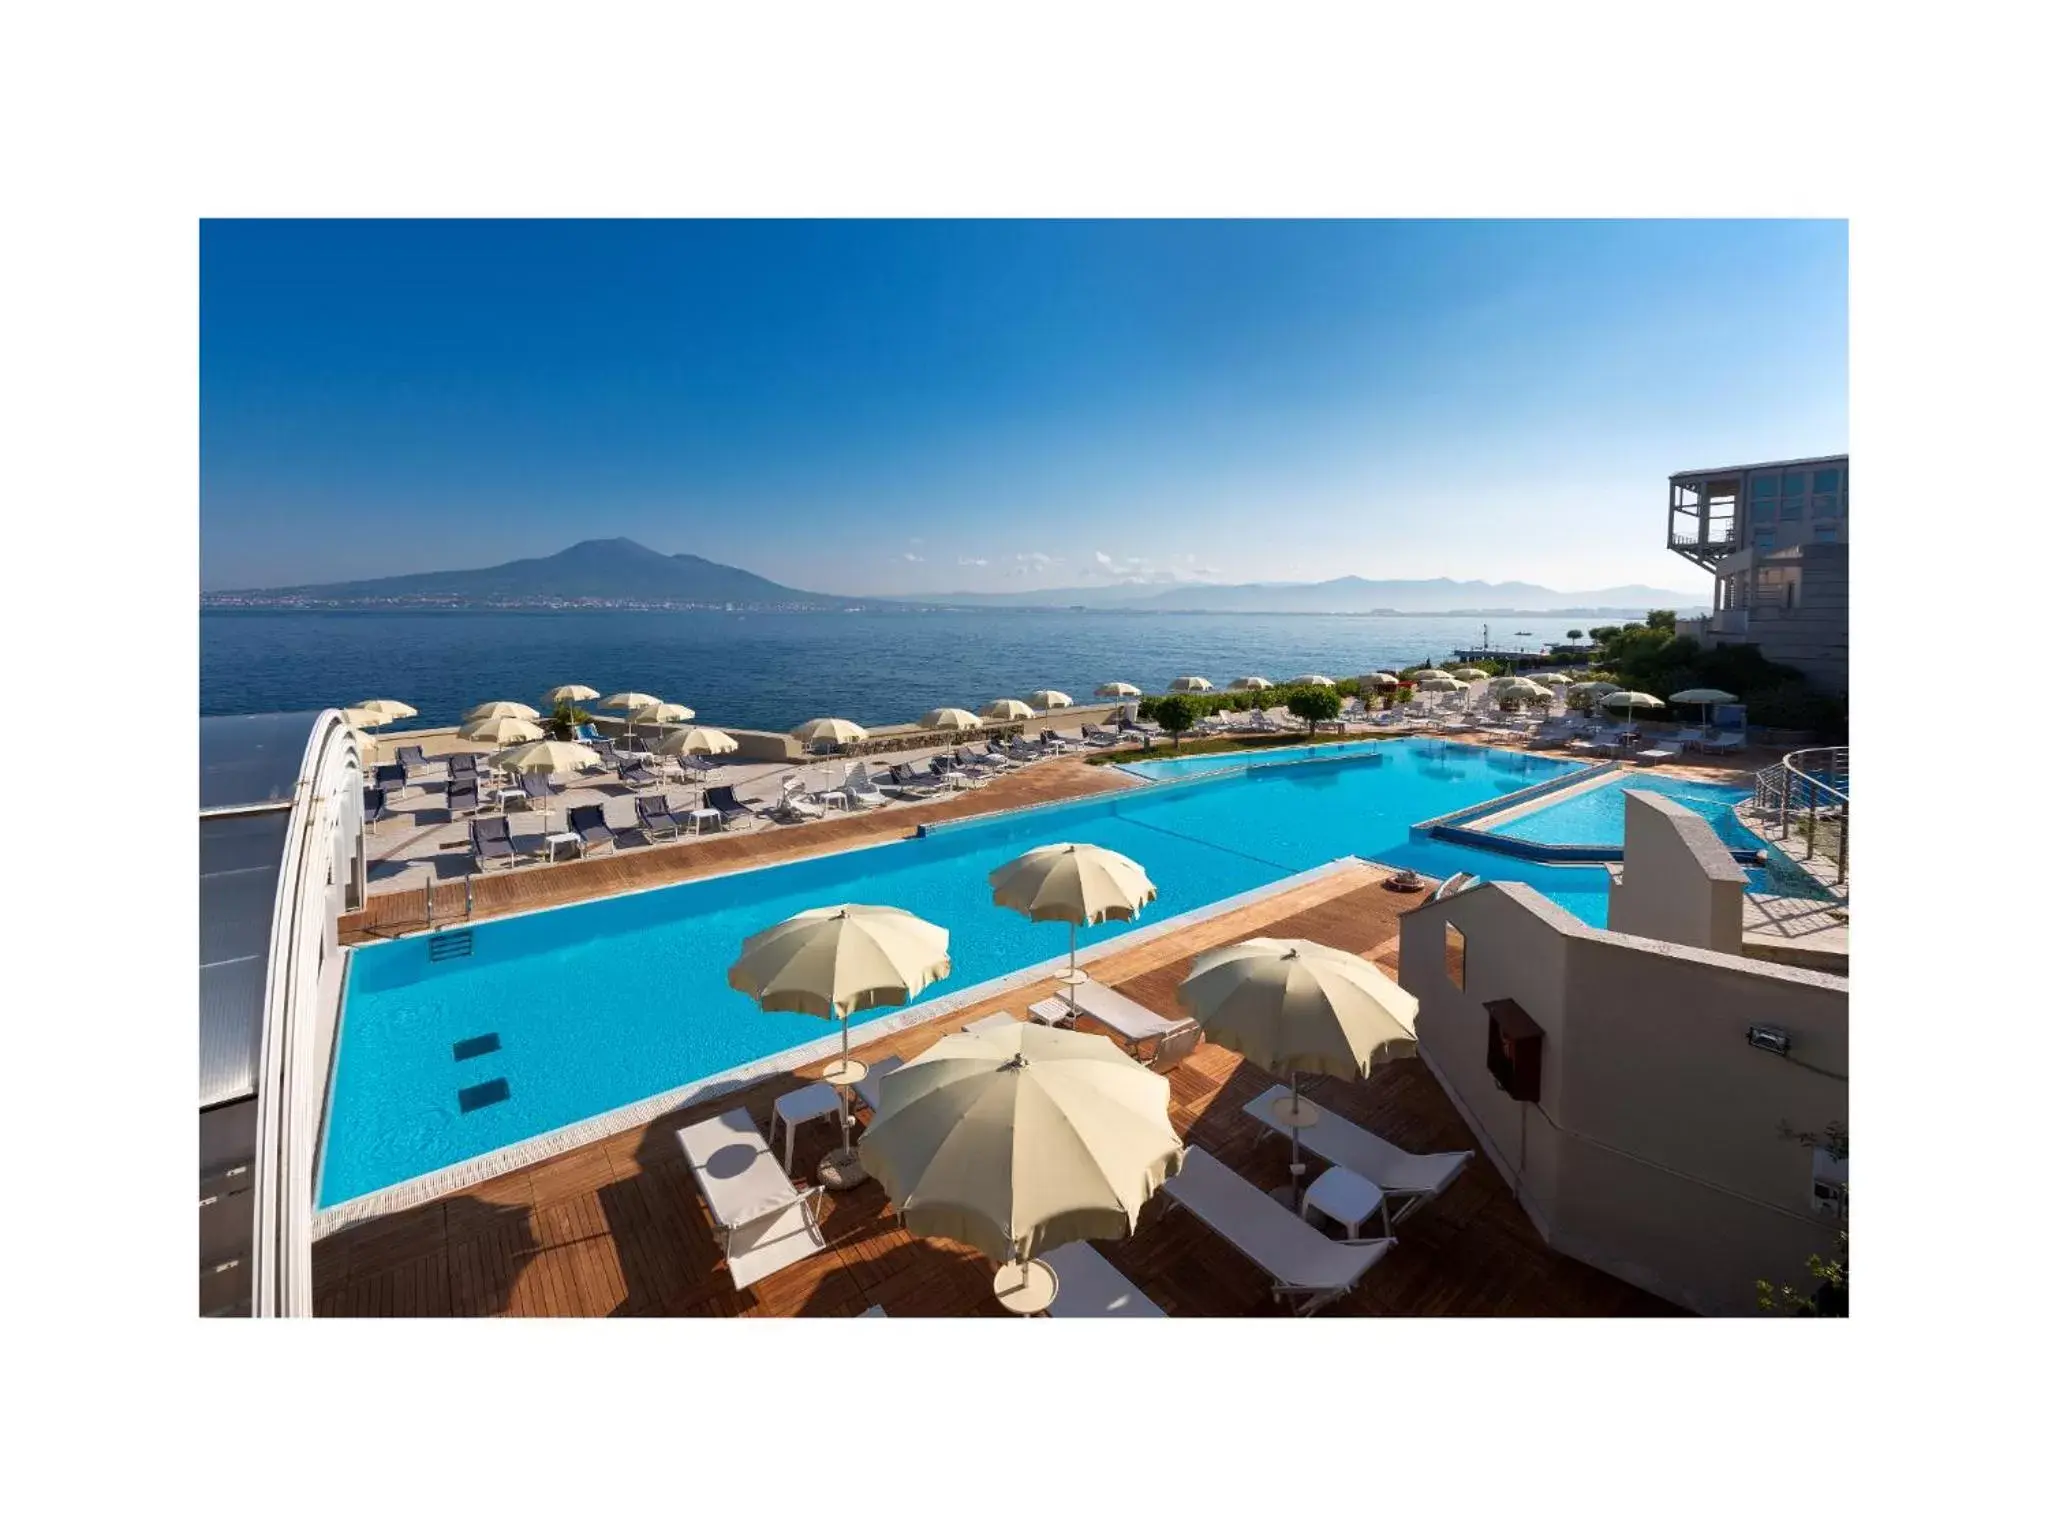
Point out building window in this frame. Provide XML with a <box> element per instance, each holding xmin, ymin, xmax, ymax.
<box><xmin>1814</xmin><ymin>525</ymin><xmax>1838</xmax><ymax>542</ymax></box>
<box><xmin>1444</xmin><ymin>923</ymin><xmax>1467</xmax><ymax>990</ymax></box>
<box><xmin>1812</xmin><ymin>493</ymin><xmax>1836</xmax><ymax>519</ymax></box>
<box><xmin>1751</xmin><ymin>474</ymin><xmax>1780</xmax><ymax>496</ymax></box>
<box><xmin>1750</xmin><ymin>497</ymin><xmax>1777</xmax><ymax>525</ymax></box>
<box><xmin>1813</xmin><ymin>467</ymin><xmax>1841</xmax><ymax>493</ymax></box>
<box><xmin>1781</xmin><ymin>471</ymin><xmax>1808</xmax><ymax>496</ymax></box>
<box><xmin>1780</xmin><ymin>497</ymin><xmax>1804</xmax><ymax>520</ymax></box>
<box><xmin>1753</xmin><ymin>529</ymin><xmax>1776</xmax><ymax>554</ymax></box>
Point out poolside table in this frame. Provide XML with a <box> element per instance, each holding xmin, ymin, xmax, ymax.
<box><xmin>1635</xmin><ymin>748</ymin><xmax>1678</xmax><ymax>765</ymax></box>
<box><xmin>770</xmin><ymin>1081</ymin><xmax>845</xmax><ymax>1175</ymax></box>
<box><xmin>685</xmin><ymin>808</ymin><xmax>723</xmax><ymax>835</ymax></box>
<box><xmin>1301</xmin><ymin>1165</ymin><xmax>1391</xmax><ymax>1242</ymax></box>
<box><xmin>544</xmin><ymin>831</ymin><xmax>580</xmax><ymax>863</ymax></box>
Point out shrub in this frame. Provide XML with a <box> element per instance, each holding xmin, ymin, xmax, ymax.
<box><xmin>1286</xmin><ymin>684</ymin><xmax>1343</xmax><ymax>734</ymax></box>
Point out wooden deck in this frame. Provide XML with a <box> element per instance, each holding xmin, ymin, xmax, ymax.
<box><xmin>314</xmin><ymin>865</ymin><xmax>1679</xmax><ymax>1318</ymax></box>
<box><xmin>343</xmin><ymin>756</ymin><xmax>1134</xmax><ymax>941</ymax></box>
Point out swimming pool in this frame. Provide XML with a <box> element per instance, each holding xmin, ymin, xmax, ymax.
<box><xmin>1492</xmin><ymin>773</ymin><xmax>1833</xmax><ymax>902</ymax></box>
<box><xmin>1120</xmin><ymin>739</ymin><xmax>1393</xmax><ymax>781</ymax></box>
<box><xmin>321</xmin><ymin>740</ymin><xmax>1601</xmax><ymax>1207</ymax></box>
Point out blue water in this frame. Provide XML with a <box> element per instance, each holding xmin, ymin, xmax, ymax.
<box><xmin>1494</xmin><ymin>773</ymin><xmax>1833</xmax><ymax>901</ymax></box>
<box><xmin>321</xmin><ymin>739</ymin><xmax>1584</xmax><ymax>1206</ymax></box>
<box><xmin>202</xmin><ymin>608</ymin><xmax>1607</xmax><ymax>732</ymax></box>
<box><xmin>1122</xmin><ymin>739</ymin><xmax>1394</xmax><ymax>781</ymax></box>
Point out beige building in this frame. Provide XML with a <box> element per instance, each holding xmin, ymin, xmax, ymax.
<box><xmin>1667</xmin><ymin>454</ymin><xmax>1848</xmax><ymax>695</ymax></box>
<box><xmin>1399</xmin><ymin>791</ymin><xmax>1848</xmax><ymax>1316</ymax></box>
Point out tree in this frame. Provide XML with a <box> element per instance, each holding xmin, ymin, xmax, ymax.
<box><xmin>1287</xmin><ymin>684</ymin><xmax>1342</xmax><ymax>735</ymax></box>
<box><xmin>1759</xmin><ymin>1123</ymin><xmax>1848</xmax><ymax>1316</ymax></box>
<box><xmin>1565</xmin><ymin>628</ymin><xmax>1583</xmax><ymax>644</ymax></box>
<box><xmin>1645</xmin><ymin>608</ymin><xmax>1677</xmax><ymax>632</ymax></box>
<box><xmin>1152</xmin><ymin>693</ymin><xmax>1199</xmax><ymax>752</ymax></box>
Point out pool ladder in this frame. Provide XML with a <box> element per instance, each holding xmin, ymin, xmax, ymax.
<box><xmin>422</xmin><ymin>872</ymin><xmax>475</xmax><ymax>932</ymax></box>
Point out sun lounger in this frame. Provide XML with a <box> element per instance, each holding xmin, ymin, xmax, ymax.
<box><xmin>839</xmin><ymin>763</ymin><xmax>890</xmax><ymax>808</ymax></box>
<box><xmin>572</xmin><ymin>723</ymin><xmax>604</xmax><ymax>747</ymax></box>
<box><xmin>852</xmin><ymin>1054</ymin><xmax>905</xmax><ymax>1117</ymax></box>
<box><xmin>1069</xmin><ymin>980</ymin><xmax>1202</xmax><ymax>1063</ymax></box>
<box><xmin>705</xmin><ymin>784</ymin><xmax>764</xmax><ymax>825</ymax></box>
<box><xmin>635</xmin><ymin>793</ymin><xmax>682</xmax><ymax>840</ymax></box>
<box><xmin>469</xmin><ymin>815</ymin><xmax>516</xmax><ymax>870</ymax></box>
<box><xmin>567</xmin><ymin>803</ymin><xmax>616</xmax><ymax>855</ymax></box>
<box><xmin>445</xmin><ymin>778</ymin><xmax>479</xmax><ymax>817</ymax></box>
<box><xmin>518</xmin><ymin>771</ymin><xmax>558</xmax><ymax>807</ymax></box>
<box><xmin>1162</xmin><ymin>1147</ymin><xmax>1392</xmax><ymax>1315</ymax></box>
<box><xmin>1041</xmin><ymin>1242</ymin><xmax>1167</xmax><ymax>1319</ymax></box>
<box><xmin>677</xmin><ymin>1108</ymin><xmax>829</xmax><ymax>1290</ymax></box>
<box><xmin>887</xmin><ymin>763</ymin><xmax>944</xmax><ymax>797</ymax></box>
<box><xmin>396</xmin><ymin>744</ymin><xmax>429</xmax><ymax>775</ymax></box>
<box><xmin>373</xmin><ymin>762</ymin><xmax>410</xmax><ymax>799</ymax></box>
<box><xmin>362</xmin><ymin>787</ymin><xmax>387</xmax><ymax>826</ymax></box>
<box><xmin>1698</xmin><ymin>729</ymin><xmax>1747</xmax><ymax>755</ymax></box>
<box><xmin>772</xmin><ymin>779</ymin><xmax>828</xmax><ymax>821</ymax></box>
<box><xmin>617</xmin><ymin>758</ymin><xmax>658</xmax><ymax>789</ymax></box>
<box><xmin>1241</xmin><ymin>1083</ymin><xmax>1472</xmax><ymax>1224</ymax></box>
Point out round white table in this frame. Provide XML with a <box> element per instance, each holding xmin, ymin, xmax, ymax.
<box><xmin>992</xmin><ymin>1259</ymin><xmax>1058</xmax><ymax>1316</ymax></box>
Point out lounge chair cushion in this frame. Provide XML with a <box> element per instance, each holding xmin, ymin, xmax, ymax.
<box><xmin>1164</xmin><ymin>1147</ymin><xmax>1391</xmax><ymax>1300</ymax></box>
<box><xmin>1041</xmin><ymin>1242</ymin><xmax>1166</xmax><ymax>1318</ymax></box>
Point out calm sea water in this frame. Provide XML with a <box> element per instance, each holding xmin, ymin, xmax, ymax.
<box><xmin>201</xmin><ymin>608</ymin><xmax>1605</xmax><ymax>731</ymax></box>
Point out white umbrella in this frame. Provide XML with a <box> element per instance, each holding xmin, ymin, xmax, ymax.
<box><xmin>858</xmin><ymin>1019</ymin><xmax>1183</xmax><ymax>1311</ymax></box>
<box><xmin>658</xmin><ymin>725</ymin><xmax>739</xmax><ymax>758</ymax></box>
<box><xmin>1450</xmin><ymin>668</ymin><xmax>1489</xmax><ymax>682</ymax></box>
<box><xmin>540</xmin><ymin>684</ymin><xmax>600</xmax><ymax>708</ymax></box>
<box><xmin>1026</xmin><ymin>689</ymin><xmax>1073</xmax><ymax>711</ymax></box>
<box><xmin>1669</xmin><ymin>686</ymin><xmax>1738</xmax><ymax>726</ymax></box>
<box><xmin>982</xmin><ymin>699</ymin><xmax>1037</xmax><ymax>721</ymax></box>
<box><xmin>338</xmin><ymin>706</ymin><xmax>390</xmax><ymax>729</ymax></box>
<box><xmin>1413</xmin><ymin>675</ymin><xmax>1460</xmax><ymax>714</ymax></box>
<box><xmin>1496</xmin><ymin>678</ymin><xmax>1552</xmax><ymax>705</ymax></box>
<box><xmin>1365</xmin><ymin>672</ymin><xmax>1399</xmax><ymax>686</ymax></box>
<box><xmin>1094</xmin><ymin>682</ymin><xmax>1142</xmax><ymax>699</ymax></box>
<box><xmin>1600</xmin><ymin>690</ymin><xmax>1664</xmax><ymax>728</ymax></box>
<box><xmin>464</xmin><ymin>700</ymin><xmax>541</xmax><ymax>722</ymax></box>
<box><xmin>600</xmin><ymin>691</ymin><xmax>662</xmax><ymax>714</ymax></box>
<box><xmin>921</xmin><ymin>707</ymin><xmax>982</xmax><ymax>732</ymax></box>
<box><xmin>793</xmin><ymin>717</ymin><xmax>868</xmax><ymax>746</ymax></box>
<box><xmin>491</xmin><ymin>739</ymin><xmax>599</xmax><ymax>819</ymax></box>
<box><xmin>1178</xmin><ymin>936</ymin><xmax>1419</xmax><ymax>1205</ymax></box>
<box><xmin>1410</xmin><ymin>668</ymin><xmax>1455</xmax><ymax>683</ymax></box>
<box><xmin>458</xmin><ymin>715</ymin><xmax>544</xmax><ymax>746</ymax></box>
<box><xmin>352</xmin><ymin>698</ymin><xmax>416</xmax><ymax>723</ymax></box>
<box><xmin>1528</xmin><ymin>672</ymin><xmax>1574</xmax><ymax>686</ymax></box>
<box><xmin>630</xmin><ymin>701</ymin><xmax>696</xmax><ymax>727</ymax></box>
<box><xmin>1169</xmin><ymin>676</ymin><xmax>1213</xmax><ymax>693</ymax></box>
<box><xmin>729</xmin><ymin>904</ymin><xmax>952</xmax><ymax>1182</ymax></box>
<box><xmin>989</xmin><ymin>843</ymin><xmax>1156</xmax><ymax>1009</ymax></box>
<box><xmin>1289</xmin><ymin>674</ymin><xmax>1336</xmax><ymax>687</ymax></box>
<box><xmin>1231</xmin><ymin>676</ymin><xmax>1273</xmax><ymax>691</ymax></box>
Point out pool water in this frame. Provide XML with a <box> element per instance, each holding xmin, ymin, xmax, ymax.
<box><xmin>321</xmin><ymin>740</ymin><xmax>1606</xmax><ymax>1206</ymax></box>
<box><xmin>1493</xmin><ymin>773</ymin><xmax>1834</xmax><ymax>902</ymax></box>
<box><xmin>1121</xmin><ymin>739</ymin><xmax>1393</xmax><ymax>781</ymax></box>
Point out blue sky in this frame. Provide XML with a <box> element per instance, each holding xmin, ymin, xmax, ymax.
<box><xmin>201</xmin><ymin>220</ymin><xmax>1845</xmax><ymax>595</ymax></box>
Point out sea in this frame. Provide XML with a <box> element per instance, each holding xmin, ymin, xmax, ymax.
<box><xmin>199</xmin><ymin>608</ymin><xmax>1610</xmax><ymax>730</ymax></box>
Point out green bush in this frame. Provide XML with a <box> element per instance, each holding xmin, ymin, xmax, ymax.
<box><xmin>1286</xmin><ymin>684</ymin><xmax>1343</xmax><ymax>734</ymax></box>
<box><xmin>1151</xmin><ymin>694</ymin><xmax>1201</xmax><ymax>750</ymax></box>
<box><xmin>548</xmin><ymin>701</ymin><xmax>592</xmax><ymax>741</ymax></box>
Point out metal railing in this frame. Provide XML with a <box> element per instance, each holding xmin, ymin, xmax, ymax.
<box><xmin>1749</xmin><ymin>745</ymin><xmax>1848</xmax><ymax>886</ymax></box>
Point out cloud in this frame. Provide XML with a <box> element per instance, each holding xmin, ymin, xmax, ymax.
<box><xmin>1088</xmin><ymin>550</ymin><xmax>1217</xmax><ymax>585</ymax></box>
<box><xmin>958</xmin><ymin>556</ymin><xmax>989</xmax><ymax>567</ymax></box>
<box><xmin>1011</xmin><ymin>552</ymin><xmax>1060</xmax><ymax>570</ymax></box>
<box><xmin>907</xmin><ymin>536</ymin><xmax>924</xmax><ymax>545</ymax></box>
<box><xmin>901</xmin><ymin>551</ymin><xmax>924</xmax><ymax>563</ymax></box>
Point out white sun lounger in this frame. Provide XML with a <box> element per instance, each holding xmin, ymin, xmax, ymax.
<box><xmin>853</xmin><ymin>1054</ymin><xmax>905</xmax><ymax>1116</ymax></box>
<box><xmin>1162</xmin><ymin>1147</ymin><xmax>1392</xmax><ymax>1315</ymax></box>
<box><xmin>677</xmin><ymin>1108</ymin><xmax>829</xmax><ymax>1291</ymax></box>
<box><xmin>1242</xmin><ymin>1083</ymin><xmax>1472</xmax><ymax>1223</ymax></box>
<box><xmin>1070</xmin><ymin>980</ymin><xmax>1201</xmax><ymax>1061</ymax></box>
<box><xmin>1041</xmin><ymin>1242</ymin><xmax>1167</xmax><ymax>1318</ymax></box>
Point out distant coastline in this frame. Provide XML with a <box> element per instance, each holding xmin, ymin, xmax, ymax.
<box><xmin>202</xmin><ymin>598</ymin><xmax>1697</xmax><ymax>620</ymax></box>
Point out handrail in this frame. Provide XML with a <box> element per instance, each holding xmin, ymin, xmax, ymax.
<box><xmin>1748</xmin><ymin>745</ymin><xmax>1848</xmax><ymax>886</ymax></box>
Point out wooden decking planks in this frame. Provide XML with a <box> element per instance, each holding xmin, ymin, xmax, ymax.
<box><xmin>313</xmin><ymin>868</ymin><xmax>1680</xmax><ymax>1319</ymax></box>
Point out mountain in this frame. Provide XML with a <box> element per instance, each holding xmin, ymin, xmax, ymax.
<box><xmin>903</xmin><ymin>576</ymin><xmax>1708</xmax><ymax>615</ymax></box>
<box><xmin>205</xmin><ymin>538</ymin><xmax>891</xmax><ymax>609</ymax></box>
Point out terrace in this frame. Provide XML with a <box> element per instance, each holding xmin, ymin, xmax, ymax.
<box><xmin>314</xmin><ymin>863</ymin><xmax>1677</xmax><ymax>1317</ymax></box>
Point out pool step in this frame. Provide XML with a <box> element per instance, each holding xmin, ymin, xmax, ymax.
<box><xmin>428</xmin><ymin>928</ymin><xmax>474</xmax><ymax>962</ymax></box>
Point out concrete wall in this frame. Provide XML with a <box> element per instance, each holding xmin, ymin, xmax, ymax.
<box><xmin>1399</xmin><ymin>882</ymin><xmax>1848</xmax><ymax>1316</ymax></box>
<box><xmin>1607</xmin><ymin>791</ymin><xmax>1747</xmax><ymax>953</ymax></box>
<box><xmin>1742</xmin><ymin>541</ymin><xmax>1848</xmax><ymax>694</ymax></box>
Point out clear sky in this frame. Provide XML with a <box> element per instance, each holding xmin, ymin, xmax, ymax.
<box><xmin>201</xmin><ymin>220</ymin><xmax>1845</xmax><ymax>595</ymax></box>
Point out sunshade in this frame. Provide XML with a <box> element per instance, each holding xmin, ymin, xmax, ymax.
<box><xmin>1450</xmin><ymin>668</ymin><xmax>1489</xmax><ymax>682</ymax></box>
<box><xmin>1496</xmin><ymin>678</ymin><xmax>1552</xmax><ymax>702</ymax></box>
<box><xmin>793</xmin><ymin>717</ymin><xmax>868</xmax><ymax>746</ymax></box>
<box><xmin>921</xmin><ymin>707</ymin><xmax>983</xmax><ymax>731</ymax></box>
<box><xmin>1178</xmin><ymin>936</ymin><xmax>1419</xmax><ymax>1202</ymax></box>
<box><xmin>981</xmin><ymin>699</ymin><xmax>1037</xmax><ymax>721</ymax></box>
<box><xmin>541</xmin><ymin>684</ymin><xmax>600</xmax><ymax>707</ymax></box>
<box><xmin>1364</xmin><ymin>672</ymin><xmax>1400</xmax><ymax>687</ymax></box>
<box><xmin>1168</xmin><ymin>676</ymin><xmax>1213</xmax><ymax>693</ymax></box>
<box><xmin>1600</xmin><ymin>690</ymin><xmax>1664</xmax><ymax>727</ymax></box>
<box><xmin>1669</xmin><ymin>686</ymin><xmax>1739</xmax><ymax>726</ymax></box>
<box><xmin>729</xmin><ymin>903</ymin><xmax>951</xmax><ymax>1181</ymax></box>
<box><xmin>989</xmin><ymin>842</ymin><xmax>1156</xmax><ymax>1007</ymax></box>
<box><xmin>629</xmin><ymin>702</ymin><xmax>696</xmax><ymax>726</ymax></box>
<box><xmin>1026</xmin><ymin>690</ymin><xmax>1073</xmax><ymax>710</ymax></box>
<box><xmin>1095</xmin><ymin>682</ymin><xmax>1142</xmax><ymax>698</ymax></box>
<box><xmin>600</xmin><ymin>691</ymin><xmax>662</xmax><ymax>713</ymax></box>
<box><xmin>659</xmin><ymin>726</ymin><xmax>740</xmax><ymax>756</ymax></box>
<box><xmin>1529</xmin><ymin>672</ymin><xmax>1574</xmax><ymax>686</ymax></box>
<box><xmin>338</xmin><ymin>707</ymin><xmax>390</xmax><ymax>729</ymax></box>
<box><xmin>857</xmin><ymin>1019</ymin><xmax>1185</xmax><ymax>1281</ymax></box>
<box><xmin>457</xmin><ymin>715</ymin><xmax>544</xmax><ymax>745</ymax></box>
<box><xmin>1290</xmin><ymin>674</ymin><xmax>1336</xmax><ymax>687</ymax></box>
<box><xmin>464</xmin><ymin>700</ymin><xmax>542</xmax><ymax>722</ymax></box>
<box><xmin>489</xmin><ymin>739</ymin><xmax>600</xmax><ymax>778</ymax></box>
<box><xmin>1414</xmin><ymin>675</ymin><xmax>1460</xmax><ymax>691</ymax></box>
<box><xmin>1231</xmin><ymin>676</ymin><xmax>1273</xmax><ymax>690</ymax></box>
<box><xmin>1410</xmin><ymin>669</ymin><xmax>1455</xmax><ymax>683</ymax></box>
<box><xmin>352</xmin><ymin>699</ymin><xmax>417</xmax><ymax>721</ymax></box>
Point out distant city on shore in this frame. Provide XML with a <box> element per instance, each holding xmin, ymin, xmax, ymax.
<box><xmin>203</xmin><ymin>537</ymin><xmax>1708</xmax><ymax>619</ymax></box>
